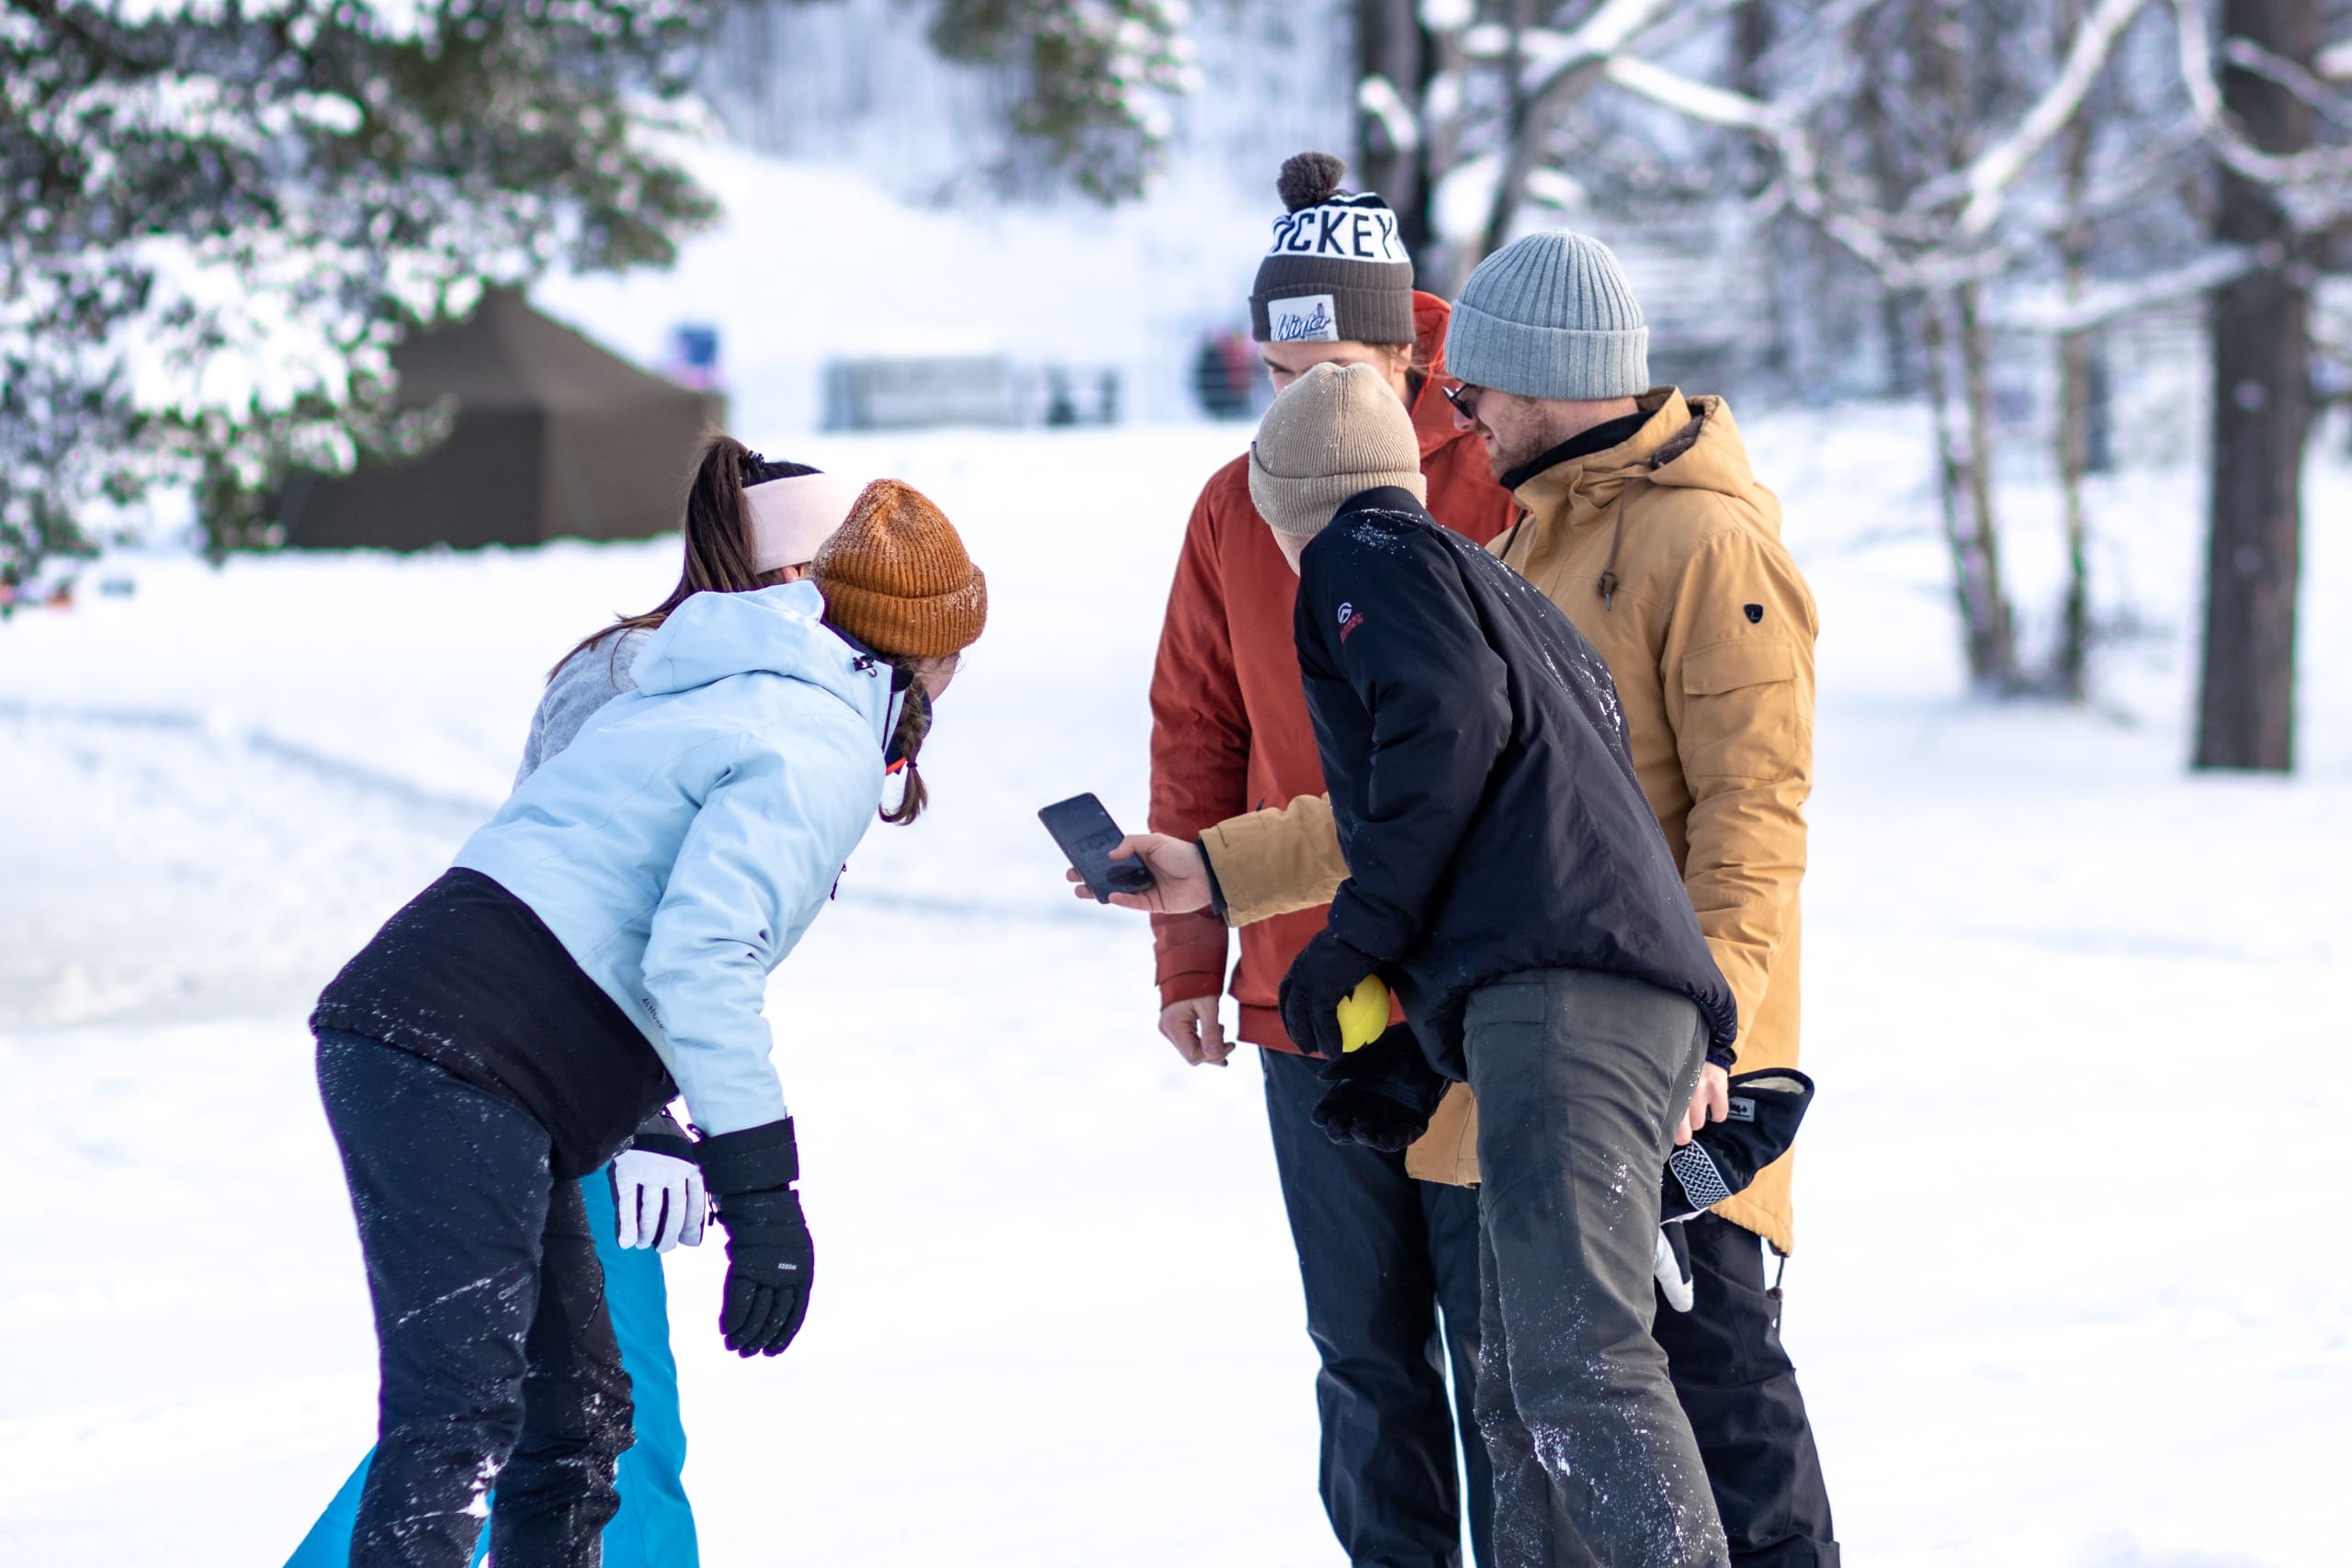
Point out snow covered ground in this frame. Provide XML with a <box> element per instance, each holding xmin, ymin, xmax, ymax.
<box><xmin>3</xmin><ymin>403</ymin><xmax>2348</xmax><ymax>1567</ymax></box>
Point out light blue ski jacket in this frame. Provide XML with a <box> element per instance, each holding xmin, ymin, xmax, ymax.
<box><xmin>455</xmin><ymin>581</ymin><xmax>899</xmax><ymax>1136</ymax></box>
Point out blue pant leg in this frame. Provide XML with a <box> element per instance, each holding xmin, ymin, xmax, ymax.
<box><xmin>283</xmin><ymin>1451</ymin><xmax>370</xmax><ymax>1568</ymax></box>
<box><xmin>582</xmin><ymin>1169</ymin><xmax>700</xmax><ymax>1568</ymax></box>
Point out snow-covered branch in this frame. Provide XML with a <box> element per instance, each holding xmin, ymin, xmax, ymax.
<box><xmin>1941</xmin><ymin>0</ymin><xmax>2150</xmax><ymax>236</ymax></box>
<box><xmin>2170</xmin><ymin>0</ymin><xmax>2352</xmax><ymax>198</ymax></box>
<box><xmin>1357</xmin><ymin>73</ymin><xmax>1421</xmax><ymax>155</ymax></box>
<box><xmin>1515</xmin><ymin>0</ymin><xmax>1679</xmax><ymax>102</ymax></box>
<box><xmin>1993</xmin><ymin>245</ymin><xmax>2260</xmax><ymax>334</ymax></box>
<box><xmin>2221</xmin><ymin>37</ymin><xmax>2352</xmax><ymax>130</ymax></box>
<box><xmin>1600</xmin><ymin>54</ymin><xmax>1781</xmax><ymax>133</ymax></box>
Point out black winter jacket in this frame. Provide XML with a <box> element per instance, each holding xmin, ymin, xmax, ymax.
<box><xmin>1295</xmin><ymin>487</ymin><xmax>1738</xmax><ymax>1077</ymax></box>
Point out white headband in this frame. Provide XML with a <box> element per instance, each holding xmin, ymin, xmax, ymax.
<box><xmin>745</xmin><ymin>471</ymin><xmax>870</xmax><ymax>574</ymax></box>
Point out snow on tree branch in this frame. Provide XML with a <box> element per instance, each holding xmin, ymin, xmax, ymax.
<box><xmin>1942</xmin><ymin>0</ymin><xmax>2151</xmax><ymax>236</ymax></box>
<box><xmin>1993</xmin><ymin>245</ymin><xmax>2261</xmax><ymax>333</ymax></box>
<box><xmin>1358</xmin><ymin>73</ymin><xmax>1422</xmax><ymax>156</ymax></box>
<box><xmin>2169</xmin><ymin>0</ymin><xmax>2352</xmax><ymax>200</ymax></box>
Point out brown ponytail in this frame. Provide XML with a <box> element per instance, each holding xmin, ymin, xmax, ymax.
<box><xmin>876</xmin><ymin>659</ymin><xmax>934</xmax><ymax>826</ymax></box>
<box><xmin>553</xmin><ymin>434</ymin><xmax>816</xmax><ymax>677</ymax></box>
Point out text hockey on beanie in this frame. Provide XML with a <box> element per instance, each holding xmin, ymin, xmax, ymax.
<box><xmin>1250</xmin><ymin>152</ymin><xmax>1416</xmax><ymax>347</ymax></box>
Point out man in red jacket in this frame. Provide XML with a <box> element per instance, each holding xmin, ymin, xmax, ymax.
<box><xmin>1148</xmin><ymin>152</ymin><xmax>1515</xmax><ymax>1567</ymax></box>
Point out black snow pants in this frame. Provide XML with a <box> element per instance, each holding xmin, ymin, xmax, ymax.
<box><xmin>1654</xmin><ymin>1218</ymin><xmax>1839</xmax><ymax>1567</ymax></box>
<box><xmin>1262</xmin><ymin>1046</ymin><xmax>1494</xmax><ymax>1568</ymax></box>
<box><xmin>318</xmin><ymin>1028</ymin><xmax>635</xmax><ymax>1568</ymax></box>
<box><xmin>1464</xmin><ymin>969</ymin><xmax>1727</xmax><ymax>1568</ymax></box>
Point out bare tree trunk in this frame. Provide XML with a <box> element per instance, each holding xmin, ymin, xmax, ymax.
<box><xmin>2052</xmin><ymin>0</ymin><xmax>2097</xmax><ymax>700</ymax></box>
<box><xmin>2194</xmin><ymin>0</ymin><xmax>2314</xmax><ymax>771</ymax></box>
<box><xmin>1923</xmin><ymin>295</ymin><xmax>1984</xmax><ymax>672</ymax></box>
<box><xmin>1955</xmin><ymin>282</ymin><xmax>2018</xmax><ymax>685</ymax></box>
<box><xmin>1735</xmin><ymin>0</ymin><xmax>1793</xmax><ymax>382</ymax></box>
<box><xmin>1476</xmin><ymin>0</ymin><xmax>1539</xmax><ymax>271</ymax></box>
<box><xmin>1355</xmin><ymin>0</ymin><xmax>1432</xmax><ymax>255</ymax></box>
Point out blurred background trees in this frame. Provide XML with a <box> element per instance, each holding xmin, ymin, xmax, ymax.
<box><xmin>4</xmin><ymin>0</ymin><xmax>2346</xmax><ymax>771</ymax></box>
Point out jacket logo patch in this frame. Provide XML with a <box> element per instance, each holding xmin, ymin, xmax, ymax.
<box><xmin>1744</xmin><ymin>604</ymin><xmax>1764</xmax><ymax>624</ymax></box>
<box><xmin>1337</xmin><ymin>602</ymin><xmax>1353</xmax><ymax>624</ymax></box>
<box><xmin>1336</xmin><ymin>602</ymin><xmax>1366</xmax><ymax>643</ymax></box>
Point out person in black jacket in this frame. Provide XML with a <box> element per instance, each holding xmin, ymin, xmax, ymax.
<box><xmin>1095</xmin><ymin>364</ymin><xmax>1737</xmax><ymax>1568</ymax></box>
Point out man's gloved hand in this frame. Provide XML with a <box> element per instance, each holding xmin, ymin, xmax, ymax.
<box><xmin>1309</xmin><ymin>1024</ymin><xmax>1449</xmax><ymax>1152</ymax></box>
<box><xmin>695</xmin><ymin>1119</ymin><xmax>814</xmax><ymax>1359</ymax></box>
<box><xmin>1661</xmin><ymin>1068</ymin><xmax>1816</xmax><ymax>1224</ymax></box>
<box><xmin>1278</xmin><ymin>927</ymin><xmax>1382</xmax><ymax>1060</ymax></box>
<box><xmin>611</xmin><ymin>1142</ymin><xmax>706</xmax><ymax>1253</ymax></box>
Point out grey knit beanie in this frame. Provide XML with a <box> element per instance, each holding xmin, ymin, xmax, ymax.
<box><xmin>1444</xmin><ymin>231</ymin><xmax>1649</xmax><ymax>400</ymax></box>
<box><xmin>1250</xmin><ymin>152</ymin><xmax>1416</xmax><ymax>346</ymax></box>
<box><xmin>1248</xmin><ymin>363</ymin><xmax>1427</xmax><ymax>539</ymax></box>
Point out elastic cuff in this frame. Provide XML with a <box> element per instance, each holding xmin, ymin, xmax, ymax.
<box><xmin>1706</xmin><ymin>1045</ymin><xmax>1738</xmax><ymax>1070</ymax></box>
<box><xmin>1159</xmin><ymin>972</ymin><xmax>1224</xmax><ymax>1010</ymax></box>
<box><xmin>1197</xmin><ymin>837</ymin><xmax>1229</xmax><ymax>921</ymax></box>
<box><xmin>695</xmin><ymin>1117</ymin><xmax>799</xmax><ymax>1196</ymax></box>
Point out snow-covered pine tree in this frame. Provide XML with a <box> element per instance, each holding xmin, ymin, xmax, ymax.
<box><xmin>0</xmin><ymin>0</ymin><xmax>722</xmax><ymax>586</ymax></box>
<box><xmin>926</xmin><ymin>0</ymin><xmax>1196</xmax><ymax>200</ymax></box>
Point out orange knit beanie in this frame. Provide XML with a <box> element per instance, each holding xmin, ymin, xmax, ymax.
<box><xmin>813</xmin><ymin>479</ymin><xmax>988</xmax><ymax>660</ymax></box>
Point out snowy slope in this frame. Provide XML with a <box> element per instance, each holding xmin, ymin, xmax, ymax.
<box><xmin>2</xmin><ymin>409</ymin><xmax>2347</xmax><ymax>1566</ymax></box>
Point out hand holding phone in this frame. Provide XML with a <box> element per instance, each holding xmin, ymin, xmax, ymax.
<box><xmin>1039</xmin><ymin>794</ymin><xmax>1158</xmax><ymax>904</ymax></box>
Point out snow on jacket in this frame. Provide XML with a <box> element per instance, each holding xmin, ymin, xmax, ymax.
<box><xmin>1279</xmin><ymin>485</ymin><xmax>1735</xmax><ymax>1077</ymax></box>
<box><xmin>1195</xmin><ymin>389</ymin><xmax>1818</xmax><ymax>1251</ymax></box>
<box><xmin>456</xmin><ymin>581</ymin><xmax>901</xmax><ymax>1137</ymax></box>
<box><xmin>1148</xmin><ymin>291</ymin><xmax>1515</xmax><ymax>1052</ymax></box>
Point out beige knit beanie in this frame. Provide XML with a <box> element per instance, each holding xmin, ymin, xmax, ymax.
<box><xmin>813</xmin><ymin>479</ymin><xmax>988</xmax><ymax>660</ymax></box>
<box><xmin>1247</xmin><ymin>362</ymin><xmax>1427</xmax><ymax>539</ymax></box>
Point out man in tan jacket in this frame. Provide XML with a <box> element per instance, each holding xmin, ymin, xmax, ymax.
<box><xmin>1181</xmin><ymin>231</ymin><xmax>1837</xmax><ymax>1567</ymax></box>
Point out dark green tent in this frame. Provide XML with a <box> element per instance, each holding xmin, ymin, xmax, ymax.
<box><xmin>277</xmin><ymin>289</ymin><xmax>719</xmax><ymax>550</ymax></box>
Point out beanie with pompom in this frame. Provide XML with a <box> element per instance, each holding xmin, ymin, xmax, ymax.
<box><xmin>1250</xmin><ymin>152</ymin><xmax>1416</xmax><ymax>347</ymax></box>
<box><xmin>812</xmin><ymin>480</ymin><xmax>987</xmax><ymax>660</ymax></box>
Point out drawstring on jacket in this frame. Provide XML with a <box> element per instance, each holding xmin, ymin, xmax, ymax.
<box><xmin>1598</xmin><ymin>493</ymin><xmax>1630</xmax><ymax>611</ymax></box>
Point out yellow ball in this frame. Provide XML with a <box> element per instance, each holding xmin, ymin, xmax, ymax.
<box><xmin>1336</xmin><ymin>975</ymin><xmax>1391</xmax><ymax>1053</ymax></box>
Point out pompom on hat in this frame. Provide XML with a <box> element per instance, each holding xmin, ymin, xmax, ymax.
<box><xmin>812</xmin><ymin>480</ymin><xmax>988</xmax><ymax>660</ymax></box>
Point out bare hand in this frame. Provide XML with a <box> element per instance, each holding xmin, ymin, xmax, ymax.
<box><xmin>1065</xmin><ymin>833</ymin><xmax>1213</xmax><ymax>914</ymax></box>
<box><xmin>1159</xmin><ymin>995</ymin><xmax>1232</xmax><ymax>1067</ymax></box>
<box><xmin>1675</xmin><ymin>1063</ymin><xmax>1730</xmax><ymax>1148</ymax></box>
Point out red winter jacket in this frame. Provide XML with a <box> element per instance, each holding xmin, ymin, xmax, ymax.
<box><xmin>1147</xmin><ymin>292</ymin><xmax>1516</xmax><ymax>1051</ymax></box>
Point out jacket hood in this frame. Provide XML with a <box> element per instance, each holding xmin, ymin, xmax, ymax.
<box><xmin>628</xmin><ymin>581</ymin><xmax>896</xmax><ymax>743</ymax></box>
<box><xmin>1405</xmin><ymin>291</ymin><xmax>1470</xmax><ymax>457</ymax></box>
<box><xmin>1510</xmin><ymin>388</ymin><xmax>1781</xmax><ymax>540</ymax></box>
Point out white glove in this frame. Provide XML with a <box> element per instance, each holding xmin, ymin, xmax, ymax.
<box><xmin>612</xmin><ymin>1147</ymin><xmax>707</xmax><ymax>1252</ymax></box>
<box><xmin>1653</xmin><ymin>1224</ymin><xmax>1694</xmax><ymax>1314</ymax></box>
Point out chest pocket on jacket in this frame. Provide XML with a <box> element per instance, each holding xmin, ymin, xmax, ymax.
<box><xmin>1679</xmin><ymin>637</ymin><xmax>1803</xmax><ymax>784</ymax></box>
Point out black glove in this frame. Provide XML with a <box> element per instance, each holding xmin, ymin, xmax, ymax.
<box><xmin>1309</xmin><ymin>1023</ymin><xmax>1450</xmax><ymax>1152</ymax></box>
<box><xmin>1277</xmin><ymin>926</ymin><xmax>1381</xmax><ymax>1060</ymax></box>
<box><xmin>696</xmin><ymin>1118</ymin><xmax>815</xmax><ymax>1358</ymax></box>
<box><xmin>1662</xmin><ymin>1069</ymin><xmax>1815</xmax><ymax>1224</ymax></box>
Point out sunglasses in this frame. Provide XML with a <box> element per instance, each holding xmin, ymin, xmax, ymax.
<box><xmin>1442</xmin><ymin>381</ymin><xmax>1487</xmax><ymax>422</ymax></box>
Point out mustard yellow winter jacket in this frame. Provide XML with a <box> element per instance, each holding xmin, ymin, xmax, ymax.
<box><xmin>1198</xmin><ymin>389</ymin><xmax>1817</xmax><ymax>1253</ymax></box>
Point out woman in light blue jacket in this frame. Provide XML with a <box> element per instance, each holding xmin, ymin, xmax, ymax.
<box><xmin>288</xmin><ymin>444</ymin><xmax>885</xmax><ymax>1568</ymax></box>
<box><xmin>301</xmin><ymin>436</ymin><xmax>986</xmax><ymax>1568</ymax></box>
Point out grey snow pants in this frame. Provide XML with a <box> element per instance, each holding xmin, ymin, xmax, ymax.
<box><xmin>1464</xmin><ymin>969</ymin><xmax>1728</xmax><ymax>1568</ymax></box>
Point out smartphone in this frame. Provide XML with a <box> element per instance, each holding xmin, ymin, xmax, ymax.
<box><xmin>1039</xmin><ymin>793</ymin><xmax>1157</xmax><ymax>904</ymax></box>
